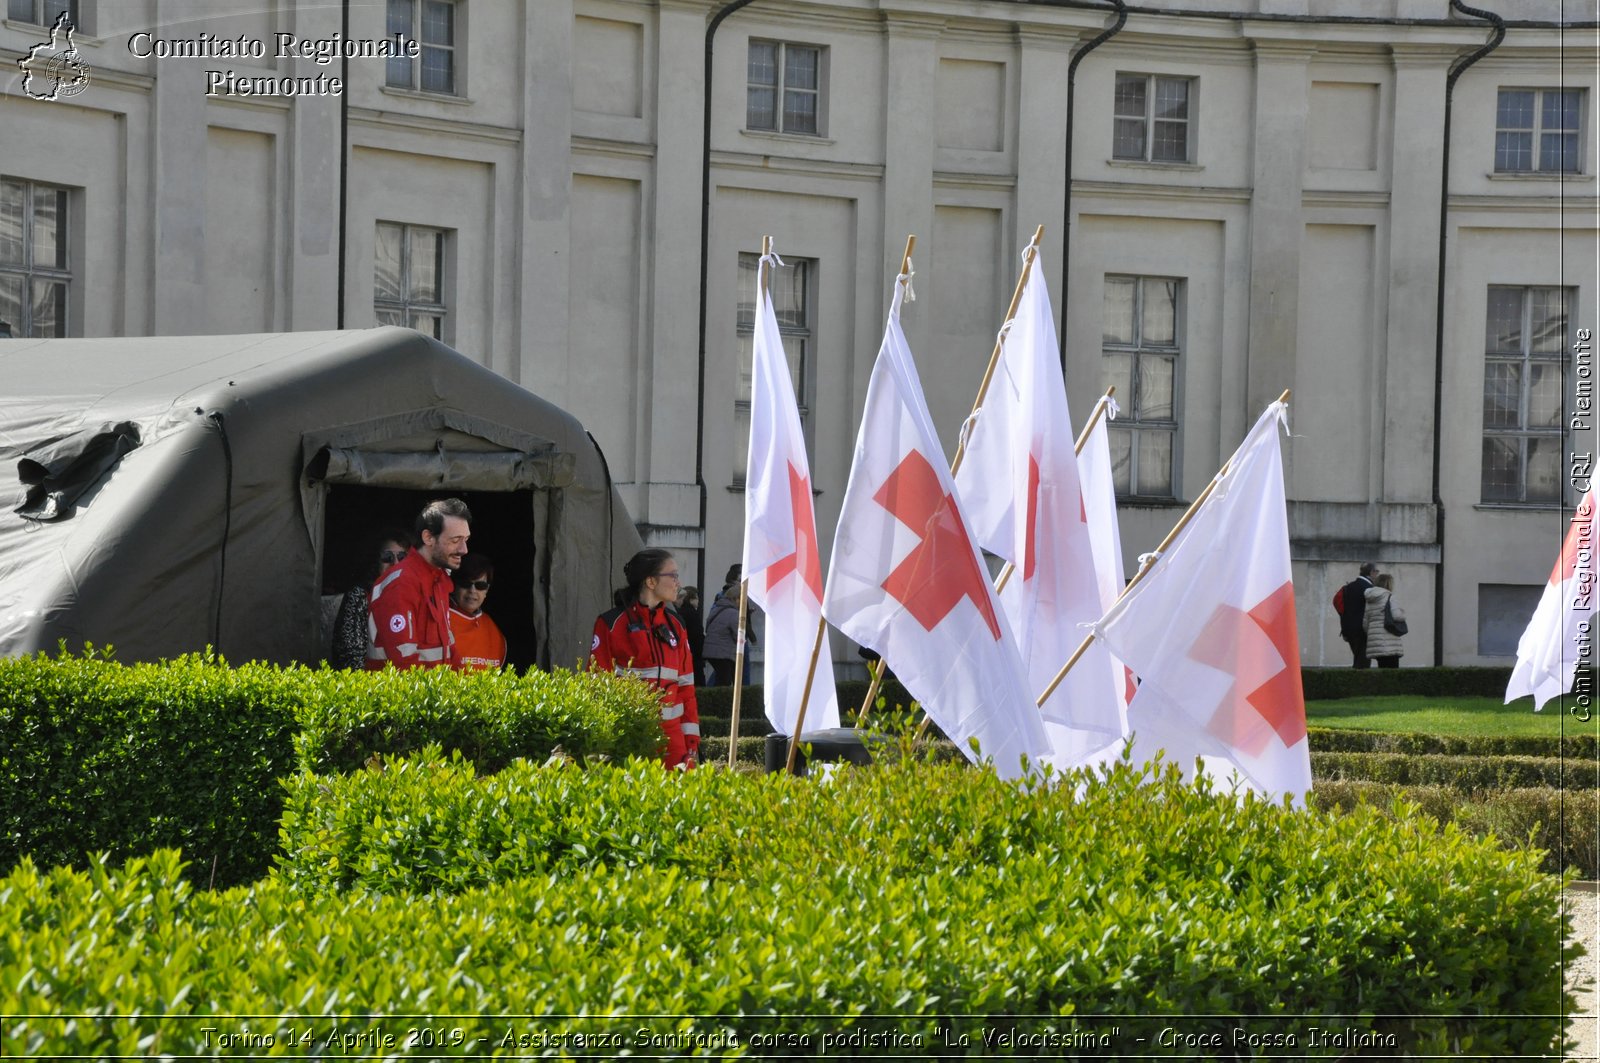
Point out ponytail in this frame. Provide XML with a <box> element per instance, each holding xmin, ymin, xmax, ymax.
<box><xmin>615</xmin><ymin>548</ymin><xmax>674</xmax><ymax>608</ymax></box>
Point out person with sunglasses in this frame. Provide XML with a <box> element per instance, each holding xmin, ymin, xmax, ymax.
<box><xmin>449</xmin><ymin>552</ymin><xmax>507</xmax><ymax>670</ymax></box>
<box><xmin>329</xmin><ymin>527</ymin><xmax>411</xmax><ymax>670</ymax></box>
<box><xmin>590</xmin><ymin>548</ymin><xmax>701</xmax><ymax>770</ymax></box>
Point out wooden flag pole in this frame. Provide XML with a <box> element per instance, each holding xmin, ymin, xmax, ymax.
<box><xmin>1033</xmin><ymin>389</ymin><xmax>1292</xmax><ymax>710</ymax></box>
<box><xmin>855</xmin><ymin>658</ymin><xmax>884</xmax><ymax>726</ymax></box>
<box><xmin>727</xmin><ymin>236</ymin><xmax>775</xmax><ymax>769</ymax></box>
<box><xmin>726</xmin><ymin>580</ymin><xmax>751</xmax><ymax>768</ymax></box>
<box><xmin>993</xmin><ymin>385</ymin><xmax>1117</xmax><ymax>596</ymax></box>
<box><xmin>783</xmin><ymin>615</ymin><xmax>830</xmax><ymax>774</ymax></box>
<box><xmin>842</xmin><ymin>235</ymin><xmax>917</xmax><ymax>743</ymax></box>
<box><xmin>949</xmin><ymin>224</ymin><xmax>1045</xmax><ymax>480</ymax></box>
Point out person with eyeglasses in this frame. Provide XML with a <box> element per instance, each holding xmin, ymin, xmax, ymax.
<box><xmin>367</xmin><ymin>497</ymin><xmax>472</xmax><ymax>671</ymax></box>
<box><xmin>449</xmin><ymin>552</ymin><xmax>507</xmax><ymax>670</ymax></box>
<box><xmin>590</xmin><ymin>548</ymin><xmax>701</xmax><ymax>770</ymax></box>
<box><xmin>329</xmin><ymin>527</ymin><xmax>411</xmax><ymax>670</ymax></box>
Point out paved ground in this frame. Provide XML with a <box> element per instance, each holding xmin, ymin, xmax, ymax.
<box><xmin>1568</xmin><ymin>881</ymin><xmax>1598</xmax><ymax>1061</ymax></box>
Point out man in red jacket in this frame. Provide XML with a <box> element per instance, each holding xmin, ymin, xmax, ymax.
<box><xmin>366</xmin><ymin>497</ymin><xmax>472</xmax><ymax>670</ymax></box>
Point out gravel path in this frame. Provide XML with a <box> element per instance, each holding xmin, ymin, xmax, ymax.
<box><xmin>1568</xmin><ymin>882</ymin><xmax>1597</xmax><ymax>1061</ymax></box>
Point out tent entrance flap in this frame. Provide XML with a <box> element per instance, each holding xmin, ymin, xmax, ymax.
<box><xmin>311</xmin><ymin>444</ymin><xmax>572</xmax><ymax>491</ymax></box>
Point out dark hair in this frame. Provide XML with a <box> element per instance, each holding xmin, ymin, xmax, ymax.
<box><xmin>456</xmin><ymin>552</ymin><xmax>494</xmax><ymax>584</ymax></box>
<box><xmin>416</xmin><ymin>497</ymin><xmax>472</xmax><ymax>542</ymax></box>
<box><xmin>613</xmin><ymin>548</ymin><xmax>674</xmax><ymax>609</ymax></box>
<box><xmin>1360</xmin><ymin>561</ymin><xmax>1379</xmax><ymax>578</ymax></box>
<box><xmin>723</xmin><ymin>563</ymin><xmax>742</xmax><ymax>586</ymax></box>
<box><xmin>363</xmin><ymin>527</ymin><xmax>413</xmax><ymax>584</ymax></box>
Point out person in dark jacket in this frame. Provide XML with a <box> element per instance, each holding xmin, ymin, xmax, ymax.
<box><xmin>675</xmin><ymin>584</ymin><xmax>706</xmax><ymax>684</ymax></box>
<box><xmin>703</xmin><ymin>564</ymin><xmax>756</xmax><ymax>686</ymax></box>
<box><xmin>330</xmin><ymin>527</ymin><xmax>410</xmax><ymax>669</ymax></box>
<box><xmin>1334</xmin><ymin>561</ymin><xmax>1379</xmax><ymax>668</ymax></box>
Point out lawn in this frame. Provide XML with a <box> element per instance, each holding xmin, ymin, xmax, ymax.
<box><xmin>1306</xmin><ymin>694</ymin><xmax>1590</xmax><ymax>737</ymax></box>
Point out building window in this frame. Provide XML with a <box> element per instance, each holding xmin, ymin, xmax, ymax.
<box><xmin>1113</xmin><ymin>73</ymin><xmax>1193</xmax><ymax>163</ymax></box>
<box><xmin>1482</xmin><ymin>285</ymin><xmax>1569</xmax><ymax>504</ymax></box>
<box><xmin>1102</xmin><ymin>275</ymin><xmax>1181</xmax><ymax>497</ymax></box>
<box><xmin>0</xmin><ymin>177</ymin><xmax>70</xmax><ymax>338</ymax></box>
<box><xmin>1496</xmin><ymin>89</ymin><xmax>1582</xmax><ymax>174</ymax></box>
<box><xmin>374</xmin><ymin>222</ymin><xmax>447</xmax><ymax>339</ymax></box>
<box><xmin>747</xmin><ymin>40</ymin><xmax>822</xmax><ymax>136</ymax></box>
<box><xmin>1478</xmin><ymin>584</ymin><xmax>1544</xmax><ymax>657</ymax></box>
<box><xmin>386</xmin><ymin>0</ymin><xmax>456</xmax><ymax>95</ymax></box>
<box><xmin>734</xmin><ymin>252</ymin><xmax>812</xmax><ymax>484</ymax></box>
<box><xmin>7</xmin><ymin>0</ymin><xmax>76</xmax><ymax>26</ymax></box>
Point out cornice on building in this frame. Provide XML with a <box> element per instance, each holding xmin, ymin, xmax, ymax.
<box><xmin>573</xmin><ymin>135</ymin><xmax>658</xmax><ymax>163</ymax></box>
<box><xmin>1070</xmin><ymin>178</ymin><xmax>1254</xmax><ymax>205</ymax></box>
<box><xmin>933</xmin><ymin>169</ymin><xmax>1018</xmax><ymax>190</ymax></box>
<box><xmin>709</xmin><ymin>148</ymin><xmax>886</xmax><ymax>182</ymax></box>
<box><xmin>347</xmin><ymin>107</ymin><xmax>521</xmax><ymax>146</ymax></box>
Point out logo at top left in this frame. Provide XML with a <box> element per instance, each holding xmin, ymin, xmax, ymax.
<box><xmin>19</xmin><ymin>12</ymin><xmax>91</xmax><ymax>101</ymax></box>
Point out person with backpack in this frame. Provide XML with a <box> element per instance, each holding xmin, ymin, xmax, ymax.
<box><xmin>1363</xmin><ymin>573</ymin><xmax>1407</xmax><ymax>668</ymax></box>
<box><xmin>1332</xmin><ymin>562</ymin><xmax>1379</xmax><ymax>668</ymax></box>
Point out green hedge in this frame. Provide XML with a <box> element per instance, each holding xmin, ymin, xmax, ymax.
<box><xmin>105</xmin><ymin>752</ymin><xmax>1560</xmax><ymax>1058</ymax></box>
<box><xmin>700</xmin><ymin>668</ymin><xmax>1575</xmax><ymax>717</ymax></box>
<box><xmin>0</xmin><ymin>652</ymin><xmax>300</xmax><ymax>890</ymax></box>
<box><xmin>1</xmin><ymin>734</ymin><xmax>1582</xmax><ymax>1056</ymax></box>
<box><xmin>1310</xmin><ymin>751</ymin><xmax>1577</xmax><ymax>792</ymax></box>
<box><xmin>1307</xmin><ymin>726</ymin><xmax>1598</xmax><ymax>760</ymax></box>
<box><xmin>1311</xmin><ymin>781</ymin><xmax>1599</xmax><ymax>878</ymax></box>
<box><xmin>0</xmin><ymin>652</ymin><xmax>663</xmax><ymax>887</ymax></box>
<box><xmin>291</xmin><ymin>664</ymin><xmax>663</xmax><ymax>775</ymax></box>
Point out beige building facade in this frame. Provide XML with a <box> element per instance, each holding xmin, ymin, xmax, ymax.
<box><xmin>2</xmin><ymin>0</ymin><xmax>1594</xmax><ymax>673</ymax></box>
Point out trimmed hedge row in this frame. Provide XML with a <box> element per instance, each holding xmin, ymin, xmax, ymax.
<box><xmin>1310</xmin><ymin>752</ymin><xmax>1578</xmax><ymax>792</ymax></box>
<box><xmin>1311</xmin><ymin>781</ymin><xmax>1599</xmax><ymax>878</ymax></box>
<box><xmin>265</xmin><ymin>753</ymin><xmax>1581</xmax><ymax>1057</ymax></box>
<box><xmin>0</xmin><ymin>652</ymin><xmax>663</xmax><ymax>887</ymax></box>
<box><xmin>696</xmin><ymin>667</ymin><xmax>1583</xmax><ymax>718</ymax></box>
<box><xmin>1306</xmin><ymin>726</ymin><xmax>1598</xmax><ymax>760</ymax></box>
<box><xmin>292</xmin><ymin>664</ymin><xmax>662</xmax><ymax>775</ymax></box>
<box><xmin>0</xmin><ymin>653</ymin><xmax>300</xmax><ymax>890</ymax></box>
<box><xmin>701</xmin><ymin>713</ymin><xmax>1597</xmax><ymax>763</ymax></box>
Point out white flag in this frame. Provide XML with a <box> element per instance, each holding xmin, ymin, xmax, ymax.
<box><xmin>743</xmin><ymin>252</ymin><xmax>839</xmax><ymax>736</ymax></box>
<box><xmin>823</xmin><ymin>273</ymin><xmax>1051</xmax><ymax>779</ymax></box>
<box><xmin>954</xmin><ymin>260</ymin><xmax>1122</xmax><ymax>764</ymax></box>
<box><xmin>1077</xmin><ymin>396</ymin><xmax>1138</xmax><ymax>749</ymax></box>
<box><xmin>1092</xmin><ymin>402</ymin><xmax>1311</xmax><ymax>804</ymax></box>
<box><xmin>1506</xmin><ymin>488</ymin><xmax>1594</xmax><ymax>711</ymax></box>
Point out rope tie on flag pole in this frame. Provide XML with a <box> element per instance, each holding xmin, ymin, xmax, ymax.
<box><xmin>957</xmin><ymin>409</ymin><xmax>982</xmax><ymax>455</ymax></box>
<box><xmin>759</xmin><ymin>250</ymin><xmax>786</xmax><ymax>271</ymax></box>
<box><xmin>898</xmin><ymin>260</ymin><xmax>916</xmax><ymax>303</ymax></box>
<box><xmin>1136</xmin><ymin>551</ymin><xmax>1161</xmax><ymax>568</ymax></box>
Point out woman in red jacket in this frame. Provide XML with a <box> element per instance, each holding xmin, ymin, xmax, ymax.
<box><xmin>590</xmin><ymin>549</ymin><xmax>701</xmax><ymax>769</ymax></box>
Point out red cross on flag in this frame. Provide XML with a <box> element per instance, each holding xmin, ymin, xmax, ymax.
<box><xmin>1506</xmin><ymin>488</ymin><xmax>1594</xmax><ymax>711</ymax></box>
<box><xmin>823</xmin><ymin>273</ymin><xmax>1051</xmax><ymax>779</ymax></box>
<box><xmin>1092</xmin><ymin>401</ymin><xmax>1312</xmax><ymax>804</ymax></box>
<box><xmin>954</xmin><ymin>260</ymin><xmax>1124</xmax><ymax>765</ymax></box>
<box><xmin>743</xmin><ymin>252</ymin><xmax>839</xmax><ymax>736</ymax></box>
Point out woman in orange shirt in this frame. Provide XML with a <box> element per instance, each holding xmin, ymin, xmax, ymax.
<box><xmin>449</xmin><ymin>552</ymin><xmax>507</xmax><ymax>670</ymax></box>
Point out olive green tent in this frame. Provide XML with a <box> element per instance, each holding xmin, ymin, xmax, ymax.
<box><xmin>0</xmin><ymin>328</ymin><xmax>641</xmax><ymax>668</ymax></box>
